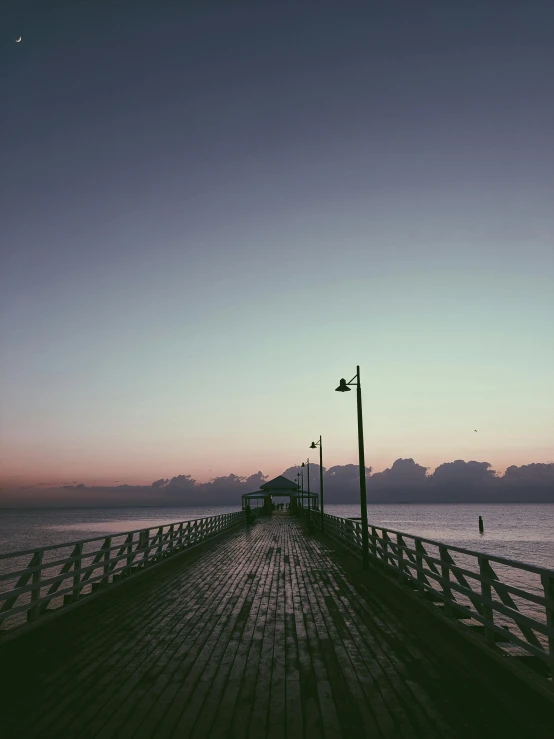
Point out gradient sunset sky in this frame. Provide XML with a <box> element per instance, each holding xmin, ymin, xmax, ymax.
<box><xmin>1</xmin><ymin>1</ymin><xmax>553</xmax><ymax>488</ymax></box>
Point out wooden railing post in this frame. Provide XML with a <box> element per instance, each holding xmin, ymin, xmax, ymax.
<box><xmin>541</xmin><ymin>574</ymin><xmax>554</xmax><ymax>663</ymax></box>
<box><xmin>102</xmin><ymin>537</ymin><xmax>111</xmax><ymax>587</ymax></box>
<box><xmin>141</xmin><ymin>529</ymin><xmax>149</xmax><ymax>567</ymax></box>
<box><xmin>479</xmin><ymin>555</ymin><xmax>495</xmax><ymax>643</ymax></box>
<box><xmin>354</xmin><ymin>521</ymin><xmax>361</xmax><ymax>551</ymax></box>
<box><xmin>126</xmin><ymin>533</ymin><xmax>133</xmax><ymax>575</ymax></box>
<box><xmin>369</xmin><ymin>526</ymin><xmax>377</xmax><ymax>560</ymax></box>
<box><xmin>397</xmin><ymin>533</ymin><xmax>405</xmax><ymax>582</ymax></box>
<box><xmin>382</xmin><ymin>530</ymin><xmax>390</xmax><ymax>569</ymax></box>
<box><xmin>72</xmin><ymin>542</ymin><xmax>82</xmax><ymax>602</ymax></box>
<box><xmin>156</xmin><ymin>527</ymin><xmax>163</xmax><ymax>557</ymax></box>
<box><xmin>541</xmin><ymin>574</ymin><xmax>554</xmax><ymax>684</ymax></box>
<box><xmin>27</xmin><ymin>551</ymin><xmax>43</xmax><ymax>622</ymax></box>
<box><xmin>415</xmin><ymin>539</ymin><xmax>425</xmax><ymax>594</ymax></box>
<box><xmin>370</xmin><ymin>526</ymin><xmax>378</xmax><ymax>562</ymax></box>
<box><xmin>439</xmin><ymin>545</ymin><xmax>453</xmax><ymax>613</ymax></box>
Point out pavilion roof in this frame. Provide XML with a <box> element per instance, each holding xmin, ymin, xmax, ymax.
<box><xmin>259</xmin><ymin>475</ymin><xmax>299</xmax><ymax>491</ymax></box>
<box><xmin>241</xmin><ymin>475</ymin><xmax>319</xmax><ymax>500</ymax></box>
<box><xmin>241</xmin><ymin>489</ymin><xmax>317</xmax><ymax>499</ymax></box>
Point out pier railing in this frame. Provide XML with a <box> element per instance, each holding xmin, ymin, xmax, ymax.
<box><xmin>317</xmin><ymin>512</ymin><xmax>554</xmax><ymax>682</ymax></box>
<box><xmin>0</xmin><ymin>511</ymin><xmax>244</xmax><ymax>635</ymax></box>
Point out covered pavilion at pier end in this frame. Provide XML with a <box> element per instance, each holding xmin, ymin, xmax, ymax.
<box><xmin>241</xmin><ymin>475</ymin><xmax>318</xmax><ymax>515</ymax></box>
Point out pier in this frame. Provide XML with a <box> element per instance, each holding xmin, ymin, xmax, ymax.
<box><xmin>1</xmin><ymin>511</ymin><xmax>554</xmax><ymax>738</ymax></box>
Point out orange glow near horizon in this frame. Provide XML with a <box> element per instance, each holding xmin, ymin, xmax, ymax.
<box><xmin>1</xmin><ymin>446</ymin><xmax>552</xmax><ymax>489</ymax></box>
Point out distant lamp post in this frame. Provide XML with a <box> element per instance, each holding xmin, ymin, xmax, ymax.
<box><xmin>304</xmin><ymin>458</ymin><xmax>311</xmax><ymax>522</ymax></box>
<box><xmin>336</xmin><ymin>365</ymin><xmax>369</xmax><ymax>569</ymax></box>
<box><xmin>310</xmin><ymin>436</ymin><xmax>324</xmax><ymax>531</ymax></box>
<box><xmin>295</xmin><ymin>471</ymin><xmax>301</xmax><ymax>514</ymax></box>
<box><xmin>300</xmin><ymin>463</ymin><xmax>305</xmax><ymax>515</ymax></box>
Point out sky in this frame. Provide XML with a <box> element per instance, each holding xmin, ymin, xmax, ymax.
<box><xmin>1</xmin><ymin>1</ymin><xmax>553</xmax><ymax>491</ymax></box>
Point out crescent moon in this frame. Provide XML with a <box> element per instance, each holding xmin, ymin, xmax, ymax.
<box><xmin>16</xmin><ymin>37</ymin><xmax>22</xmax><ymax>42</ymax></box>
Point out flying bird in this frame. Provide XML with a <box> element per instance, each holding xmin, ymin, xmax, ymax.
<box><xmin>474</xmin><ymin>429</ymin><xmax>477</xmax><ymax>432</ymax></box>
<box><xmin>15</xmin><ymin>37</ymin><xmax>22</xmax><ymax>43</ymax></box>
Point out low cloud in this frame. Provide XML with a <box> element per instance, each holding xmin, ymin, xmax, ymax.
<box><xmin>166</xmin><ymin>474</ymin><xmax>197</xmax><ymax>491</ymax></box>
<box><xmin>371</xmin><ymin>458</ymin><xmax>428</xmax><ymax>488</ymax></box>
<box><xmin>503</xmin><ymin>463</ymin><xmax>554</xmax><ymax>486</ymax></box>
<box><xmin>1</xmin><ymin>460</ymin><xmax>553</xmax><ymax>507</ymax></box>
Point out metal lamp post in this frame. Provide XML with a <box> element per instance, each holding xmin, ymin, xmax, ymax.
<box><xmin>310</xmin><ymin>436</ymin><xmax>324</xmax><ymax>531</ymax></box>
<box><xmin>305</xmin><ymin>458</ymin><xmax>310</xmax><ymax>522</ymax></box>
<box><xmin>300</xmin><ymin>463</ymin><xmax>305</xmax><ymax>516</ymax></box>
<box><xmin>335</xmin><ymin>365</ymin><xmax>369</xmax><ymax>569</ymax></box>
<box><xmin>295</xmin><ymin>472</ymin><xmax>301</xmax><ymax>515</ymax></box>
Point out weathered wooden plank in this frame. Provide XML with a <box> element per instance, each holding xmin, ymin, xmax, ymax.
<box><xmin>96</xmin><ymin>531</ymin><xmax>264</xmax><ymax>739</ymax></box>
<box><xmin>15</xmin><ymin>528</ymin><xmax>251</xmax><ymax>738</ymax></box>
<box><xmin>131</xmin><ymin>536</ymin><xmax>266</xmax><ymax>739</ymax></box>
<box><xmin>175</xmin><ymin>547</ymin><xmax>264</xmax><ymax>737</ymax></box>
<box><xmin>289</xmin><ymin>528</ymin><xmax>343</xmax><ymax>738</ymax></box>
<box><xmin>169</xmin><ymin>576</ymin><xmax>255</xmax><ymax>735</ymax></box>
<box><xmin>320</xmin><ymin>570</ymin><xmax>432</xmax><ymax>738</ymax></box>
<box><xmin>246</xmin><ymin>533</ymin><xmax>280</xmax><ymax>739</ymax></box>
<box><xmin>299</xmin><ymin>541</ymin><xmax>383</xmax><ymax>737</ymax></box>
<box><xmin>287</xmin><ymin>530</ymin><xmax>324</xmax><ymax>739</ymax></box>
<box><xmin>209</xmin><ymin>540</ymin><xmax>273</xmax><ymax>737</ymax></box>
<box><xmin>229</xmin><ymin>529</ymin><xmax>275</xmax><ymax>739</ymax></box>
<box><xmin>253</xmin><ymin>528</ymin><xmax>285</xmax><ymax>739</ymax></box>
<box><xmin>326</xmin><ymin>563</ymin><xmax>470</xmax><ymax>738</ymax></box>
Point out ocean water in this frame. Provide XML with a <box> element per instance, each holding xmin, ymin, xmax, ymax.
<box><xmin>0</xmin><ymin>506</ymin><xmax>240</xmax><ymax>555</ymax></box>
<box><xmin>326</xmin><ymin>503</ymin><xmax>554</xmax><ymax>572</ymax></box>
<box><xmin>0</xmin><ymin>503</ymin><xmax>553</xmax><ymax>570</ymax></box>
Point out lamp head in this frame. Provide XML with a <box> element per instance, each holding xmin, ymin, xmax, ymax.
<box><xmin>301</xmin><ymin>462</ymin><xmax>305</xmax><ymax>468</ymax></box>
<box><xmin>335</xmin><ymin>378</ymin><xmax>351</xmax><ymax>392</ymax></box>
<box><xmin>309</xmin><ymin>442</ymin><xmax>317</xmax><ymax>449</ymax></box>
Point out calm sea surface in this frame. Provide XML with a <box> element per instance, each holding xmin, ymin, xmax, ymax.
<box><xmin>1</xmin><ymin>504</ymin><xmax>553</xmax><ymax>571</ymax></box>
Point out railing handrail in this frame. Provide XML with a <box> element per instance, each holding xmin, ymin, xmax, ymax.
<box><xmin>317</xmin><ymin>510</ymin><xmax>554</xmax><ymax>691</ymax></box>
<box><xmin>0</xmin><ymin>510</ymin><xmax>246</xmax><ymax>635</ymax></box>
<box><xmin>0</xmin><ymin>510</ymin><xmax>243</xmax><ymax>560</ymax></box>
<box><xmin>323</xmin><ymin>512</ymin><xmax>554</xmax><ymax>579</ymax></box>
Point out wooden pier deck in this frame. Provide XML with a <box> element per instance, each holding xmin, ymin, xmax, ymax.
<box><xmin>2</xmin><ymin>515</ymin><xmax>553</xmax><ymax>738</ymax></box>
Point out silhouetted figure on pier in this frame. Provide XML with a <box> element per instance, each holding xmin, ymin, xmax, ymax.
<box><xmin>245</xmin><ymin>503</ymin><xmax>253</xmax><ymax>525</ymax></box>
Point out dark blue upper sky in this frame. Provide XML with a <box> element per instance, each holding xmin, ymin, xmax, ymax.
<box><xmin>1</xmin><ymin>1</ymin><xmax>553</xmax><ymax>486</ymax></box>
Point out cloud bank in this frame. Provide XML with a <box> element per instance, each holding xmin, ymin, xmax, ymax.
<box><xmin>1</xmin><ymin>461</ymin><xmax>553</xmax><ymax>507</ymax></box>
